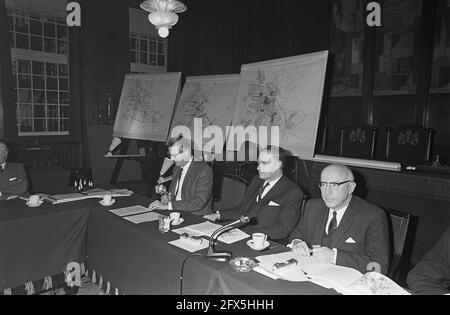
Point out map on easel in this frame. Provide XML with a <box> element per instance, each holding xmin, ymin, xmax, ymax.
<box><xmin>113</xmin><ymin>73</ymin><xmax>182</xmax><ymax>141</ymax></box>
<box><xmin>170</xmin><ymin>74</ymin><xmax>240</xmax><ymax>153</ymax></box>
<box><xmin>231</xmin><ymin>51</ymin><xmax>328</xmax><ymax>159</ymax></box>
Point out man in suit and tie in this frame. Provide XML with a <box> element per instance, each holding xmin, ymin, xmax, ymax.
<box><xmin>288</xmin><ymin>164</ymin><xmax>390</xmax><ymax>275</ymax></box>
<box><xmin>204</xmin><ymin>146</ymin><xmax>303</xmax><ymax>241</ymax></box>
<box><xmin>407</xmin><ymin>228</ymin><xmax>450</xmax><ymax>295</ymax></box>
<box><xmin>0</xmin><ymin>141</ymin><xmax>29</xmax><ymax>200</ymax></box>
<box><xmin>148</xmin><ymin>137</ymin><xmax>213</xmax><ymax>215</ymax></box>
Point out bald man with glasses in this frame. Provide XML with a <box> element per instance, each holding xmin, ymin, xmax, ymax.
<box><xmin>288</xmin><ymin>164</ymin><xmax>390</xmax><ymax>275</ymax></box>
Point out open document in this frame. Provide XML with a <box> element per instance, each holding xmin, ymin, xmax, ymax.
<box><xmin>254</xmin><ymin>252</ymin><xmax>410</xmax><ymax>295</ymax></box>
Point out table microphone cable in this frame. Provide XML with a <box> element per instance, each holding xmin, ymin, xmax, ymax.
<box><xmin>180</xmin><ymin>253</ymin><xmax>202</xmax><ymax>295</ymax></box>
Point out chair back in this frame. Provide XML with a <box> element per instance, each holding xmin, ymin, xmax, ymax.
<box><xmin>339</xmin><ymin>124</ymin><xmax>378</xmax><ymax>159</ymax></box>
<box><xmin>385</xmin><ymin>208</ymin><xmax>411</xmax><ymax>281</ymax></box>
<box><xmin>213</xmin><ymin>174</ymin><xmax>248</xmax><ymax>211</ymax></box>
<box><xmin>386</xmin><ymin>124</ymin><xmax>434</xmax><ymax>165</ymax></box>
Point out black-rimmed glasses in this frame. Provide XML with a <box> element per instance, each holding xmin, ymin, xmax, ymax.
<box><xmin>318</xmin><ymin>180</ymin><xmax>353</xmax><ymax>190</ymax></box>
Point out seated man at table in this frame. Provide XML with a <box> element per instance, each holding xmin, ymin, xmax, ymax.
<box><xmin>407</xmin><ymin>228</ymin><xmax>450</xmax><ymax>295</ymax></box>
<box><xmin>149</xmin><ymin>137</ymin><xmax>213</xmax><ymax>215</ymax></box>
<box><xmin>0</xmin><ymin>141</ymin><xmax>29</xmax><ymax>201</ymax></box>
<box><xmin>204</xmin><ymin>146</ymin><xmax>303</xmax><ymax>241</ymax></box>
<box><xmin>288</xmin><ymin>164</ymin><xmax>390</xmax><ymax>275</ymax></box>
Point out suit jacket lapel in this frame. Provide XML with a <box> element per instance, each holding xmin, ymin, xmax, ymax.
<box><xmin>331</xmin><ymin>197</ymin><xmax>357</xmax><ymax>246</ymax></box>
<box><xmin>180</xmin><ymin>161</ymin><xmax>195</xmax><ymax>198</ymax></box>
<box><xmin>315</xmin><ymin>203</ymin><xmax>330</xmax><ymax>245</ymax></box>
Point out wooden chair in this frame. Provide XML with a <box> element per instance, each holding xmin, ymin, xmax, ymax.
<box><xmin>339</xmin><ymin>124</ymin><xmax>378</xmax><ymax>159</ymax></box>
<box><xmin>385</xmin><ymin>124</ymin><xmax>435</xmax><ymax>165</ymax></box>
<box><xmin>384</xmin><ymin>208</ymin><xmax>412</xmax><ymax>283</ymax></box>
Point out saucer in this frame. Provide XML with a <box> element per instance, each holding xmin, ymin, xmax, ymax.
<box><xmin>99</xmin><ymin>199</ymin><xmax>116</xmax><ymax>206</ymax></box>
<box><xmin>26</xmin><ymin>200</ymin><xmax>44</xmax><ymax>208</ymax></box>
<box><xmin>171</xmin><ymin>218</ymin><xmax>184</xmax><ymax>226</ymax></box>
<box><xmin>247</xmin><ymin>240</ymin><xmax>270</xmax><ymax>251</ymax></box>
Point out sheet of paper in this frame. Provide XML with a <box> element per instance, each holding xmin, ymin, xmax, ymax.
<box><xmin>172</xmin><ymin>227</ymin><xmax>204</xmax><ymax>237</ymax></box>
<box><xmin>169</xmin><ymin>238</ymin><xmax>210</xmax><ymax>253</ymax></box>
<box><xmin>50</xmin><ymin>193</ymin><xmax>87</xmax><ymax>204</ymax></box>
<box><xmin>122</xmin><ymin>212</ymin><xmax>161</xmax><ymax>224</ymax></box>
<box><xmin>109</xmin><ymin>206</ymin><xmax>150</xmax><ymax>217</ymax></box>
<box><xmin>180</xmin><ymin>221</ymin><xmax>249</xmax><ymax>244</ymax></box>
<box><xmin>255</xmin><ymin>252</ymin><xmax>311</xmax><ymax>282</ymax></box>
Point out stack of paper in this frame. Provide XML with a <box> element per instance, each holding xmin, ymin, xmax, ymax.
<box><xmin>48</xmin><ymin>188</ymin><xmax>134</xmax><ymax>204</ymax></box>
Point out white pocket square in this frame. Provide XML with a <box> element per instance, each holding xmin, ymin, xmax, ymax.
<box><xmin>345</xmin><ymin>237</ymin><xmax>356</xmax><ymax>244</ymax></box>
<box><xmin>9</xmin><ymin>177</ymin><xmax>17</xmax><ymax>181</ymax></box>
<box><xmin>268</xmin><ymin>201</ymin><xmax>280</xmax><ymax>206</ymax></box>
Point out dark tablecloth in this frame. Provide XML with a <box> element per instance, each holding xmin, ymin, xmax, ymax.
<box><xmin>0</xmin><ymin>198</ymin><xmax>90</xmax><ymax>290</ymax></box>
<box><xmin>86</xmin><ymin>194</ymin><xmax>336</xmax><ymax>295</ymax></box>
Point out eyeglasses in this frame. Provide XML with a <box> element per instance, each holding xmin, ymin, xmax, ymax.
<box><xmin>166</xmin><ymin>151</ymin><xmax>183</xmax><ymax>159</ymax></box>
<box><xmin>318</xmin><ymin>180</ymin><xmax>353</xmax><ymax>190</ymax></box>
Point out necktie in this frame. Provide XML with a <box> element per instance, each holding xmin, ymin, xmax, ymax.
<box><xmin>0</xmin><ymin>165</ymin><xmax>4</xmax><ymax>174</ymax></box>
<box><xmin>175</xmin><ymin>167</ymin><xmax>184</xmax><ymax>199</ymax></box>
<box><xmin>328</xmin><ymin>211</ymin><xmax>337</xmax><ymax>237</ymax></box>
<box><xmin>327</xmin><ymin>211</ymin><xmax>338</xmax><ymax>237</ymax></box>
<box><xmin>257</xmin><ymin>182</ymin><xmax>270</xmax><ymax>202</ymax></box>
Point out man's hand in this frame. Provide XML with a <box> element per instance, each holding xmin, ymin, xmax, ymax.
<box><xmin>160</xmin><ymin>193</ymin><xmax>171</xmax><ymax>205</ymax></box>
<box><xmin>149</xmin><ymin>200</ymin><xmax>169</xmax><ymax>211</ymax></box>
<box><xmin>311</xmin><ymin>246</ymin><xmax>335</xmax><ymax>264</ymax></box>
<box><xmin>203</xmin><ymin>213</ymin><xmax>220</xmax><ymax>222</ymax></box>
<box><xmin>289</xmin><ymin>239</ymin><xmax>310</xmax><ymax>257</ymax></box>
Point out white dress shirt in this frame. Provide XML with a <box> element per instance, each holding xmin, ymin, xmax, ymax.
<box><xmin>168</xmin><ymin>158</ymin><xmax>193</xmax><ymax>210</ymax></box>
<box><xmin>256</xmin><ymin>174</ymin><xmax>283</xmax><ymax>202</ymax></box>
<box><xmin>325</xmin><ymin>204</ymin><xmax>349</xmax><ymax>234</ymax></box>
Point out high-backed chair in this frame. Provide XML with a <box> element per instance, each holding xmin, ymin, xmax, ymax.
<box><xmin>384</xmin><ymin>208</ymin><xmax>412</xmax><ymax>282</ymax></box>
<box><xmin>212</xmin><ymin>174</ymin><xmax>248</xmax><ymax>212</ymax></box>
<box><xmin>339</xmin><ymin>124</ymin><xmax>378</xmax><ymax>159</ymax></box>
<box><xmin>385</xmin><ymin>124</ymin><xmax>435</xmax><ymax>165</ymax></box>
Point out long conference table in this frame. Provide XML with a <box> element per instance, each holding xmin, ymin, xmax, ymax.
<box><xmin>0</xmin><ymin>192</ymin><xmax>336</xmax><ymax>295</ymax></box>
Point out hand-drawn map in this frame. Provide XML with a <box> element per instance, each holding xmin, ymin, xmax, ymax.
<box><xmin>231</xmin><ymin>51</ymin><xmax>328</xmax><ymax>158</ymax></box>
<box><xmin>170</xmin><ymin>74</ymin><xmax>239</xmax><ymax>152</ymax></box>
<box><xmin>113</xmin><ymin>73</ymin><xmax>181</xmax><ymax>141</ymax></box>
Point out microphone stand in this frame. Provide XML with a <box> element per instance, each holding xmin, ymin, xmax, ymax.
<box><xmin>205</xmin><ymin>216</ymin><xmax>250</xmax><ymax>262</ymax></box>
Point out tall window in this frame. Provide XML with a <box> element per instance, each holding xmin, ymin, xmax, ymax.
<box><xmin>7</xmin><ymin>11</ymin><xmax>69</xmax><ymax>136</ymax></box>
<box><xmin>129</xmin><ymin>8</ymin><xmax>167</xmax><ymax>74</ymax></box>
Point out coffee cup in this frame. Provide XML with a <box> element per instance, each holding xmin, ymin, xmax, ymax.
<box><xmin>170</xmin><ymin>212</ymin><xmax>181</xmax><ymax>224</ymax></box>
<box><xmin>102</xmin><ymin>194</ymin><xmax>113</xmax><ymax>204</ymax></box>
<box><xmin>252</xmin><ymin>233</ymin><xmax>267</xmax><ymax>249</ymax></box>
<box><xmin>28</xmin><ymin>195</ymin><xmax>41</xmax><ymax>205</ymax></box>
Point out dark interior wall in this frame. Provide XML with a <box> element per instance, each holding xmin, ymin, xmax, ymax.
<box><xmin>74</xmin><ymin>0</ymin><xmax>130</xmax><ymax>167</ymax></box>
<box><xmin>168</xmin><ymin>0</ymin><xmax>331</xmax><ymax>76</ymax></box>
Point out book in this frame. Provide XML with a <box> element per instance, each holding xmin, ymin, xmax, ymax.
<box><xmin>254</xmin><ymin>252</ymin><xmax>410</xmax><ymax>295</ymax></box>
<box><xmin>172</xmin><ymin>221</ymin><xmax>249</xmax><ymax>244</ymax></box>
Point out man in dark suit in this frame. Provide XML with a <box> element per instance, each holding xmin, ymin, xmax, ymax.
<box><xmin>0</xmin><ymin>142</ymin><xmax>29</xmax><ymax>200</ymax></box>
<box><xmin>149</xmin><ymin>137</ymin><xmax>213</xmax><ymax>215</ymax></box>
<box><xmin>204</xmin><ymin>146</ymin><xmax>303</xmax><ymax>241</ymax></box>
<box><xmin>407</xmin><ymin>228</ymin><xmax>450</xmax><ymax>295</ymax></box>
<box><xmin>288</xmin><ymin>164</ymin><xmax>390</xmax><ymax>275</ymax></box>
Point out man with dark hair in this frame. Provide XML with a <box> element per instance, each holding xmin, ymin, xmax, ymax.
<box><xmin>0</xmin><ymin>142</ymin><xmax>29</xmax><ymax>200</ymax></box>
<box><xmin>149</xmin><ymin>137</ymin><xmax>213</xmax><ymax>215</ymax></box>
<box><xmin>204</xmin><ymin>146</ymin><xmax>303</xmax><ymax>241</ymax></box>
<box><xmin>407</xmin><ymin>228</ymin><xmax>450</xmax><ymax>295</ymax></box>
<box><xmin>288</xmin><ymin>164</ymin><xmax>390</xmax><ymax>275</ymax></box>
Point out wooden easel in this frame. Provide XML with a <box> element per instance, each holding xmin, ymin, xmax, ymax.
<box><xmin>106</xmin><ymin>139</ymin><xmax>146</xmax><ymax>186</ymax></box>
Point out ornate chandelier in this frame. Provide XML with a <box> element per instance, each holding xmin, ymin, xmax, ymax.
<box><xmin>140</xmin><ymin>0</ymin><xmax>187</xmax><ymax>38</ymax></box>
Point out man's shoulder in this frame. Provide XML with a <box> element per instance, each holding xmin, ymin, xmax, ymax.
<box><xmin>351</xmin><ymin>196</ymin><xmax>385</xmax><ymax>217</ymax></box>
<box><xmin>6</xmin><ymin>162</ymin><xmax>24</xmax><ymax>169</ymax></box>
<box><xmin>191</xmin><ymin>160</ymin><xmax>212</xmax><ymax>174</ymax></box>
<box><xmin>280</xmin><ymin>175</ymin><xmax>303</xmax><ymax>195</ymax></box>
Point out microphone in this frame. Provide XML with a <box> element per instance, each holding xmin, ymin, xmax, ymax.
<box><xmin>205</xmin><ymin>216</ymin><xmax>250</xmax><ymax>262</ymax></box>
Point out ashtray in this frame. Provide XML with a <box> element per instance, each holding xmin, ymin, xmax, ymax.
<box><xmin>229</xmin><ymin>257</ymin><xmax>257</xmax><ymax>273</ymax></box>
